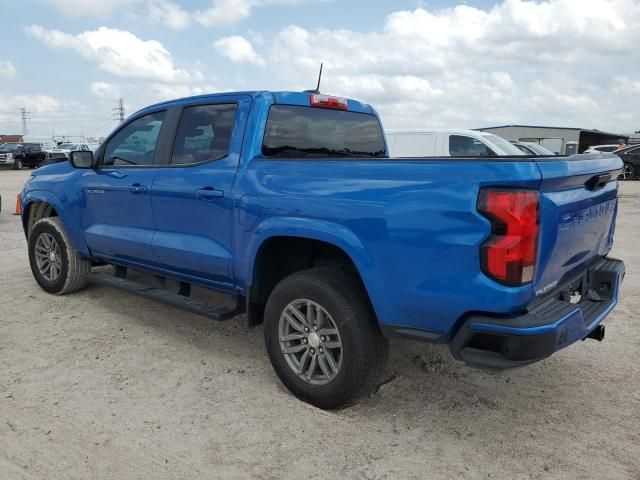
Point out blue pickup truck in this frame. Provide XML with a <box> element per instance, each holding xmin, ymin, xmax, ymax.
<box><xmin>21</xmin><ymin>91</ymin><xmax>625</xmax><ymax>408</ymax></box>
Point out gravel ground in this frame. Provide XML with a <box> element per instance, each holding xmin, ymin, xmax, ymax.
<box><xmin>0</xmin><ymin>169</ymin><xmax>638</xmax><ymax>480</ymax></box>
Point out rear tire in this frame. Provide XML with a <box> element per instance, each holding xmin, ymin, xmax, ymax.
<box><xmin>28</xmin><ymin>217</ymin><xmax>91</xmax><ymax>294</ymax></box>
<box><xmin>264</xmin><ymin>267</ymin><xmax>388</xmax><ymax>409</ymax></box>
<box><xmin>619</xmin><ymin>163</ymin><xmax>635</xmax><ymax>180</ymax></box>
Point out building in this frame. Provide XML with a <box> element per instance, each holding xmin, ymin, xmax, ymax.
<box><xmin>0</xmin><ymin>134</ymin><xmax>23</xmax><ymax>145</ymax></box>
<box><xmin>476</xmin><ymin>125</ymin><xmax>628</xmax><ymax>155</ymax></box>
<box><xmin>628</xmin><ymin>132</ymin><xmax>640</xmax><ymax>145</ymax></box>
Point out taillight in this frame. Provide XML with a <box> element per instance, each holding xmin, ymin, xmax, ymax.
<box><xmin>477</xmin><ymin>189</ymin><xmax>539</xmax><ymax>286</ymax></box>
<box><xmin>309</xmin><ymin>94</ymin><xmax>348</xmax><ymax>110</ymax></box>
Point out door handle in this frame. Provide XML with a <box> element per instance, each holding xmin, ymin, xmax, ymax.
<box><xmin>196</xmin><ymin>187</ymin><xmax>224</xmax><ymax>200</ymax></box>
<box><xmin>128</xmin><ymin>183</ymin><xmax>147</xmax><ymax>194</ymax></box>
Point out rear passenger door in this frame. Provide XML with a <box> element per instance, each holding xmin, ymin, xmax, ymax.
<box><xmin>150</xmin><ymin>97</ymin><xmax>250</xmax><ymax>286</ymax></box>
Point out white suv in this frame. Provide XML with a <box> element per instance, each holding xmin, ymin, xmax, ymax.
<box><xmin>584</xmin><ymin>144</ymin><xmax>621</xmax><ymax>154</ymax></box>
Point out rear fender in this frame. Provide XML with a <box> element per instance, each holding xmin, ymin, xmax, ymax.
<box><xmin>241</xmin><ymin>216</ymin><xmax>383</xmax><ymax>318</ymax></box>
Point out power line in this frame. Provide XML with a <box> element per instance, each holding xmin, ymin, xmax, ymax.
<box><xmin>21</xmin><ymin>107</ymin><xmax>31</xmax><ymax>136</ymax></box>
<box><xmin>113</xmin><ymin>98</ymin><xmax>125</xmax><ymax>123</ymax></box>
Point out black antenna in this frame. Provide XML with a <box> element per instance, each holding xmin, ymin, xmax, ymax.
<box><xmin>305</xmin><ymin>63</ymin><xmax>323</xmax><ymax>94</ymax></box>
<box><xmin>315</xmin><ymin>63</ymin><xmax>323</xmax><ymax>93</ymax></box>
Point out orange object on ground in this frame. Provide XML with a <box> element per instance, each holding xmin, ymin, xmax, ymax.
<box><xmin>13</xmin><ymin>194</ymin><xmax>21</xmax><ymax>215</ymax></box>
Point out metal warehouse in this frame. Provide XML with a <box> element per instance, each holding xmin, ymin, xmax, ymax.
<box><xmin>476</xmin><ymin>125</ymin><xmax>629</xmax><ymax>155</ymax></box>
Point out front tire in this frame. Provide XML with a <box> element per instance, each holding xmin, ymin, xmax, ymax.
<box><xmin>28</xmin><ymin>217</ymin><xmax>91</xmax><ymax>294</ymax></box>
<box><xmin>13</xmin><ymin>158</ymin><xmax>22</xmax><ymax>170</ymax></box>
<box><xmin>264</xmin><ymin>267</ymin><xmax>388</xmax><ymax>409</ymax></box>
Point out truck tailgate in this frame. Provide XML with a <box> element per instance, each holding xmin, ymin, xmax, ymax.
<box><xmin>533</xmin><ymin>154</ymin><xmax>622</xmax><ymax>296</ymax></box>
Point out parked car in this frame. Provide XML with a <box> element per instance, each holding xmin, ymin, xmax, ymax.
<box><xmin>385</xmin><ymin>129</ymin><xmax>526</xmax><ymax>157</ymax></box>
<box><xmin>613</xmin><ymin>144</ymin><xmax>640</xmax><ymax>180</ymax></box>
<box><xmin>584</xmin><ymin>144</ymin><xmax>620</xmax><ymax>154</ymax></box>
<box><xmin>0</xmin><ymin>142</ymin><xmax>47</xmax><ymax>169</ymax></box>
<box><xmin>512</xmin><ymin>141</ymin><xmax>556</xmax><ymax>156</ymax></box>
<box><xmin>20</xmin><ymin>91</ymin><xmax>624</xmax><ymax>408</ymax></box>
<box><xmin>40</xmin><ymin>143</ymin><xmax>91</xmax><ymax>168</ymax></box>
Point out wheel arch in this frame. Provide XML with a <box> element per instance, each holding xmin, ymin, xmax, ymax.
<box><xmin>22</xmin><ymin>191</ymin><xmax>90</xmax><ymax>256</ymax></box>
<box><xmin>242</xmin><ymin>217</ymin><xmax>381</xmax><ymax>327</ymax></box>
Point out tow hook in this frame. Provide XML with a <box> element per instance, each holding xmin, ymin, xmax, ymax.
<box><xmin>584</xmin><ymin>324</ymin><xmax>605</xmax><ymax>342</ymax></box>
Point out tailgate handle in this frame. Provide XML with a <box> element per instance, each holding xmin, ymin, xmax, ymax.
<box><xmin>585</xmin><ymin>173</ymin><xmax>611</xmax><ymax>191</ymax></box>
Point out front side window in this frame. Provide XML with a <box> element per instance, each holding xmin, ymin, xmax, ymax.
<box><xmin>449</xmin><ymin>135</ymin><xmax>495</xmax><ymax>157</ymax></box>
<box><xmin>262</xmin><ymin>105</ymin><xmax>385</xmax><ymax>158</ymax></box>
<box><xmin>103</xmin><ymin>111</ymin><xmax>165</xmax><ymax>166</ymax></box>
<box><xmin>171</xmin><ymin>104</ymin><xmax>237</xmax><ymax>165</ymax></box>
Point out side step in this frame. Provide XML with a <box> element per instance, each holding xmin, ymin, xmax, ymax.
<box><xmin>84</xmin><ymin>271</ymin><xmax>244</xmax><ymax>321</ymax></box>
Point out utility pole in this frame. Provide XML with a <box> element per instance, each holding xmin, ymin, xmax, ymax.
<box><xmin>20</xmin><ymin>108</ymin><xmax>31</xmax><ymax>136</ymax></box>
<box><xmin>113</xmin><ymin>98</ymin><xmax>125</xmax><ymax>123</ymax></box>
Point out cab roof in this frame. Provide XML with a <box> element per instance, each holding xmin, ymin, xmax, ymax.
<box><xmin>137</xmin><ymin>91</ymin><xmax>376</xmax><ymax>117</ymax></box>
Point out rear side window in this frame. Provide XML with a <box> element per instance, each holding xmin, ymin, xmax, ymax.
<box><xmin>449</xmin><ymin>135</ymin><xmax>495</xmax><ymax>157</ymax></box>
<box><xmin>103</xmin><ymin>111</ymin><xmax>165</xmax><ymax>166</ymax></box>
<box><xmin>262</xmin><ymin>105</ymin><xmax>385</xmax><ymax>158</ymax></box>
<box><xmin>171</xmin><ymin>103</ymin><xmax>237</xmax><ymax>165</ymax></box>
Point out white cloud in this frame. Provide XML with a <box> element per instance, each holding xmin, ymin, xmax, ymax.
<box><xmin>0</xmin><ymin>94</ymin><xmax>62</xmax><ymax>131</ymax></box>
<box><xmin>27</xmin><ymin>25</ymin><xmax>201</xmax><ymax>83</ymax></box>
<box><xmin>211</xmin><ymin>0</ymin><xmax>640</xmax><ymax>132</ymax></box>
<box><xmin>90</xmin><ymin>81</ymin><xmax>121</xmax><ymax>98</ymax></box>
<box><xmin>147</xmin><ymin>0</ymin><xmax>191</xmax><ymax>29</ymax></box>
<box><xmin>0</xmin><ymin>60</ymin><xmax>17</xmax><ymax>78</ymax></box>
<box><xmin>47</xmin><ymin>0</ymin><xmax>138</xmax><ymax>17</ymax></box>
<box><xmin>214</xmin><ymin>36</ymin><xmax>265</xmax><ymax>65</ymax></box>
<box><xmin>47</xmin><ymin>0</ymin><xmax>317</xmax><ymax>29</ymax></box>
<box><xmin>613</xmin><ymin>76</ymin><xmax>640</xmax><ymax>95</ymax></box>
<box><xmin>195</xmin><ymin>0</ymin><xmax>314</xmax><ymax>27</ymax></box>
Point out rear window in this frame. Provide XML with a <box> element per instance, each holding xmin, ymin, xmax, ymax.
<box><xmin>262</xmin><ymin>105</ymin><xmax>385</xmax><ymax>158</ymax></box>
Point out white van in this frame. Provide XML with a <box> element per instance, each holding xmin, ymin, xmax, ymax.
<box><xmin>385</xmin><ymin>129</ymin><xmax>526</xmax><ymax>157</ymax></box>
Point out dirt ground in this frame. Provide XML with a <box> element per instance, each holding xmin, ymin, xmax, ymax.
<box><xmin>0</xmin><ymin>169</ymin><xmax>638</xmax><ymax>480</ymax></box>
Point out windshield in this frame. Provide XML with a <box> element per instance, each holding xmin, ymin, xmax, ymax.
<box><xmin>480</xmin><ymin>134</ymin><xmax>525</xmax><ymax>155</ymax></box>
<box><xmin>56</xmin><ymin>143</ymin><xmax>77</xmax><ymax>149</ymax></box>
<box><xmin>262</xmin><ymin>105</ymin><xmax>386</xmax><ymax>158</ymax></box>
<box><xmin>514</xmin><ymin>143</ymin><xmax>535</xmax><ymax>154</ymax></box>
<box><xmin>0</xmin><ymin>143</ymin><xmax>22</xmax><ymax>151</ymax></box>
<box><xmin>525</xmin><ymin>143</ymin><xmax>555</xmax><ymax>155</ymax></box>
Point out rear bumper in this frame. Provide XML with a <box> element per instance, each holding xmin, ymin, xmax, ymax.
<box><xmin>450</xmin><ymin>257</ymin><xmax>625</xmax><ymax>369</ymax></box>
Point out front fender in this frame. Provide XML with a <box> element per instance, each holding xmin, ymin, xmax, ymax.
<box><xmin>22</xmin><ymin>189</ymin><xmax>90</xmax><ymax>256</ymax></box>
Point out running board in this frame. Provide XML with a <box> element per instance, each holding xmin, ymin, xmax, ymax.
<box><xmin>84</xmin><ymin>271</ymin><xmax>244</xmax><ymax>321</ymax></box>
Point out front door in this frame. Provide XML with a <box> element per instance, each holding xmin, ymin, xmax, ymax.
<box><xmin>150</xmin><ymin>100</ymin><xmax>246</xmax><ymax>286</ymax></box>
<box><xmin>81</xmin><ymin>110</ymin><xmax>166</xmax><ymax>264</ymax></box>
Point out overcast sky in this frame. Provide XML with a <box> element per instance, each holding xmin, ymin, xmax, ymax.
<box><xmin>0</xmin><ymin>0</ymin><xmax>638</xmax><ymax>138</ymax></box>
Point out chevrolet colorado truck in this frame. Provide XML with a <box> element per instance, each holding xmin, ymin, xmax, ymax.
<box><xmin>20</xmin><ymin>91</ymin><xmax>625</xmax><ymax>408</ymax></box>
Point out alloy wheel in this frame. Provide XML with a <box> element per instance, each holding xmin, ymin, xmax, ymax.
<box><xmin>34</xmin><ymin>232</ymin><xmax>62</xmax><ymax>281</ymax></box>
<box><xmin>278</xmin><ymin>299</ymin><xmax>343</xmax><ymax>385</ymax></box>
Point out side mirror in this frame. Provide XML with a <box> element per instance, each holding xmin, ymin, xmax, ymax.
<box><xmin>69</xmin><ymin>150</ymin><xmax>94</xmax><ymax>169</ymax></box>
